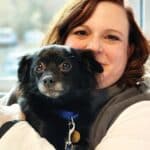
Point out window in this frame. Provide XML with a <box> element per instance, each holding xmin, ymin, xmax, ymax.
<box><xmin>0</xmin><ymin>0</ymin><xmax>68</xmax><ymax>93</ymax></box>
<box><xmin>125</xmin><ymin>0</ymin><xmax>150</xmax><ymax>39</ymax></box>
<box><xmin>0</xmin><ymin>0</ymin><xmax>149</xmax><ymax>93</ymax></box>
<box><xmin>142</xmin><ymin>1</ymin><xmax>150</xmax><ymax>39</ymax></box>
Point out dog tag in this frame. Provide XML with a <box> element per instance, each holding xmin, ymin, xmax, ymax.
<box><xmin>71</xmin><ymin>130</ymin><xmax>80</xmax><ymax>143</ymax></box>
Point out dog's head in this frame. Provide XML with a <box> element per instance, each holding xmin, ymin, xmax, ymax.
<box><xmin>18</xmin><ymin>44</ymin><xmax>103</xmax><ymax>99</ymax></box>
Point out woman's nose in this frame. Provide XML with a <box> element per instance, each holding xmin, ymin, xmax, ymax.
<box><xmin>86</xmin><ymin>38</ymin><xmax>102</xmax><ymax>52</ymax></box>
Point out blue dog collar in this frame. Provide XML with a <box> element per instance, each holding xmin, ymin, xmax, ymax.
<box><xmin>55</xmin><ymin>110</ymin><xmax>79</xmax><ymax>150</ymax></box>
<box><xmin>55</xmin><ymin>110</ymin><xmax>79</xmax><ymax>121</ymax></box>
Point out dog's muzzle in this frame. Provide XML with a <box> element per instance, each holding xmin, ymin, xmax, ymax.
<box><xmin>37</xmin><ymin>74</ymin><xmax>67</xmax><ymax>98</ymax></box>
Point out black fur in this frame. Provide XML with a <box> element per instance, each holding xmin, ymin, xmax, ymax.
<box><xmin>16</xmin><ymin>45</ymin><xmax>107</xmax><ymax>150</ymax></box>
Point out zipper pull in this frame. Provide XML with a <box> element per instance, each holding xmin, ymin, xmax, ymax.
<box><xmin>65</xmin><ymin>117</ymin><xmax>75</xmax><ymax>150</ymax></box>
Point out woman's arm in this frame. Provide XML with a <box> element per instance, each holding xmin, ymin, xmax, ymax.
<box><xmin>0</xmin><ymin>121</ymin><xmax>55</xmax><ymax>150</ymax></box>
<box><xmin>0</xmin><ymin>104</ymin><xmax>55</xmax><ymax>150</ymax></box>
<box><xmin>96</xmin><ymin>101</ymin><xmax>150</xmax><ymax>150</ymax></box>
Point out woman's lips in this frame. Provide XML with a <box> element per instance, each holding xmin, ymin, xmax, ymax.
<box><xmin>97</xmin><ymin>61</ymin><xmax>107</xmax><ymax>65</ymax></box>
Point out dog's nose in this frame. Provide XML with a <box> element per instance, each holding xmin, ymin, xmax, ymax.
<box><xmin>42</xmin><ymin>76</ymin><xmax>55</xmax><ymax>86</ymax></box>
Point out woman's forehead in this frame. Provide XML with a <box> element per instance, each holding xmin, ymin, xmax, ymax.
<box><xmin>83</xmin><ymin>2</ymin><xmax>129</xmax><ymax>35</ymax></box>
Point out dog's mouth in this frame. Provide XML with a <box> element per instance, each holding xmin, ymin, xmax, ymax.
<box><xmin>37</xmin><ymin>81</ymin><xmax>69</xmax><ymax>98</ymax></box>
<box><xmin>43</xmin><ymin>90</ymin><xmax>65</xmax><ymax>98</ymax></box>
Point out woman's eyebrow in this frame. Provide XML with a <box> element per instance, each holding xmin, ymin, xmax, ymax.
<box><xmin>74</xmin><ymin>24</ymin><xmax>89</xmax><ymax>29</ymax></box>
<box><xmin>104</xmin><ymin>29</ymin><xmax>125</xmax><ymax>37</ymax></box>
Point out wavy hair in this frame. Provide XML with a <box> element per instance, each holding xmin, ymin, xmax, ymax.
<box><xmin>119</xmin><ymin>8</ymin><xmax>149</xmax><ymax>86</ymax></box>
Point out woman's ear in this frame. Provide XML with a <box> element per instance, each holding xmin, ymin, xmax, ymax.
<box><xmin>127</xmin><ymin>44</ymin><xmax>134</xmax><ymax>59</ymax></box>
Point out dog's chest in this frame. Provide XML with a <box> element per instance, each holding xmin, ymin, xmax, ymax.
<box><xmin>20</xmin><ymin>92</ymin><xmax>102</xmax><ymax>149</ymax></box>
<box><xmin>42</xmin><ymin>114</ymin><xmax>90</xmax><ymax>149</ymax></box>
<box><xmin>25</xmin><ymin>105</ymin><xmax>91</xmax><ymax>150</ymax></box>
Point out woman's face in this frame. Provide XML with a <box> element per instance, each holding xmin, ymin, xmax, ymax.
<box><xmin>65</xmin><ymin>2</ymin><xmax>130</xmax><ymax>88</ymax></box>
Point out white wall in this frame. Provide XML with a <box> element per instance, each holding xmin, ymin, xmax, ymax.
<box><xmin>125</xmin><ymin>0</ymin><xmax>141</xmax><ymax>26</ymax></box>
<box><xmin>125</xmin><ymin>0</ymin><xmax>150</xmax><ymax>39</ymax></box>
<box><xmin>143</xmin><ymin>0</ymin><xmax>150</xmax><ymax>39</ymax></box>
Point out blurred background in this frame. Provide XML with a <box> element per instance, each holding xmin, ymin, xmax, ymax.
<box><xmin>0</xmin><ymin>0</ymin><xmax>149</xmax><ymax>93</ymax></box>
<box><xmin>0</xmin><ymin>0</ymin><xmax>69</xmax><ymax>92</ymax></box>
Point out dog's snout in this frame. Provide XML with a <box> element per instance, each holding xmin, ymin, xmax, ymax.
<box><xmin>42</xmin><ymin>76</ymin><xmax>55</xmax><ymax>86</ymax></box>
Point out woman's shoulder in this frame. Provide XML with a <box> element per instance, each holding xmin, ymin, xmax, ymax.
<box><xmin>90</xmin><ymin>83</ymin><xmax>150</xmax><ymax>148</ymax></box>
<box><xmin>111</xmin><ymin>100</ymin><xmax>150</xmax><ymax>128</ymax></box>
<box><xmin>113</xmin><ymin>82</ymin><xmax>150</xmax><ymax>103</ymax></box>
<box><xmin>96</xmin><ymin>101</ymin><xmax>150</xmax><ymax>150</ymax></box>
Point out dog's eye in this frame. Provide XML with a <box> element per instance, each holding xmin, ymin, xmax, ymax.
<box><xmin>59</xmin><ymin>61</ymin><xmax>72</xmax><ymax>72</ymax></box>
<box><xmin>35</xmin><ymin>62</ymin><xmax>46</xmax><ymax>73</ymax></box>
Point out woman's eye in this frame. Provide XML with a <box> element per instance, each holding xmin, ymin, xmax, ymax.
<box><xmin>73</xmin><ymin>30</ymin><xmax>88</xmax><ymax>36</ymax></box>
<box><xmin>105</xmin><ymin>35</ymin><xmax>120</xmax><ymax>41</ymax></box>
<box><xmin>35</xmin><ymin>62</ymin><xmax>46</xmax><ymax>73</ymax></box>
<box><xmin>59</xmin><ymin>61</ymin><xmax>72</xmax><ymax>73</ymax></box>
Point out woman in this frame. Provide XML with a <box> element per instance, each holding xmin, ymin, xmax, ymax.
<box><xmin>0</xmin><ymin>0</ymin><xmax>150</xmax><ymax>149</ymax></box>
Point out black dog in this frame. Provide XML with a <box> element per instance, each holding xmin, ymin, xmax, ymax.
<box><xmin>14</xmin><ymin>45</ymin><xmax>107</xmax><ymax>150</ymax></box>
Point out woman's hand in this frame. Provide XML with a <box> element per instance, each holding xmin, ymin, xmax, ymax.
<box><xmin>0</xmin><ymin>104</ymin><xmax>25</xmax><ymax>127</ymax></box>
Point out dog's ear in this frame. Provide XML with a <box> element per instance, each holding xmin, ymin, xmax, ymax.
<box><xmin>18</xmin><ymin>55</ymin><xmax>33</xmax><ymax>83</ymax></box>
<box><xmin>80</xmin><ymin>51</ymin><xmax>103</xmax><ymax>73</ymax></box>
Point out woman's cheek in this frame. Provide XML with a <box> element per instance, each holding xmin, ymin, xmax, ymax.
<box><xmin>65</xmin><ymin>37</ymin><xmax>86</xmax><ymax>49</ymax></box>
<box><xmin>66</xmin><ymin>42</ymin><xmax>83</xmax><ymax>49</ymax></box>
